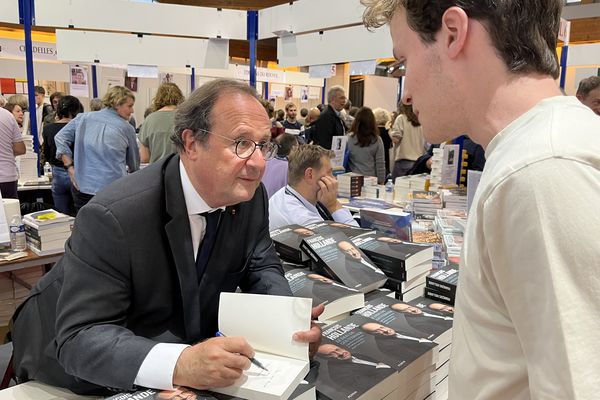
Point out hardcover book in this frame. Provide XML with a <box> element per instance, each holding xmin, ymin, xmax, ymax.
<box><xmin>300</xmin><ymin>231</ymin><xmax>387</xmax><ymax>293</ymax></box>
<box><xmin>425</xmin><ymin>267</ymin><xmax>459</xmax><ymax>300</ymax></box>
<box><xmin>284</xmin><ymin>268</ymin><xmax>364</xmax><ymax>322</ymax></box>
<box><xmin>358</xmin><ymin>208</ymin><xmax>412</xmax><ymax>241</ymax></box>
<box><xmin>351</xmin><ymin>232</ymin><xmax>433</xmax><ymax>282</ymax></box>
<box><xmin>270</xmin><ymin>224</ymin><xmax>313</xmax><ymax>263</ymax></box>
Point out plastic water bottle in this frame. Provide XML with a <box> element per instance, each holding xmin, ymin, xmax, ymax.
<box><xmin>9</xmin><ymin>215</ymin><xmax>27</xmax><ymax>251</ymax></box>
<box><xmin>43</xmin><ymin>162</ymin><xmax>52</xmax><ymax>180</ymax></box>
<box><xmin>385</xmin><ymin>179</ymin><xmax>394</xmax><ymax>202</ymax></box>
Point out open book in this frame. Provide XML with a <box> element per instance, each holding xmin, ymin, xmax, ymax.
<box><xmin>214</xmin><ymin>293</ymin><xmax>312</xmax><ymax>400</ymax></box>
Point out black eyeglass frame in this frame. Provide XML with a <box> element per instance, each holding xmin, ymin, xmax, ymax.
<box><xmin>196</xmin><ymin>128</ymin><xmax>278</xmax><ymax>161</ymax></box>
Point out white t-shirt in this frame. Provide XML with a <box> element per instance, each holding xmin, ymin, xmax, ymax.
<box><xmin>0</xmin><ymin>108</ymin><xmax>24</xmax><ymax>183</ymax></box>
<box><xmin>449</xmin><ymin>96</ymin><xmax>600</xmax><ymax>400</ymax></box>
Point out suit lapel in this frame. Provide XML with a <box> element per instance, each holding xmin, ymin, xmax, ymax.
<box><xmin>163</xmin><ymin>155</ymin><xmax>202</xmax><ymax>341</ymax></box>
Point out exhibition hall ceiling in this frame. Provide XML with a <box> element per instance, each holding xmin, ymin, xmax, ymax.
<box><xmin>158</xmin><ymin>0</ymin><xmax>290</xmax><ymax>10</ymax></box>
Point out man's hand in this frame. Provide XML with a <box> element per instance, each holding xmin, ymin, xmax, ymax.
<box><xmin>316</xmin><ymin>176</ymin><xmax>342</xmax><ymax>213</ymax></box>
<box><xmin>172</xmin><ymin>336</ymin><xmax>252</xmax><ymax>390</ymax></box>
<box><xmin>293</xmin><ymin>304</ymin><xmax>325</xmax><ymax>357</ymax></box>
<box><xmin>426</xmin><ymin>157</ymin><xmax>433</xmax><ymax>170</ymax></box>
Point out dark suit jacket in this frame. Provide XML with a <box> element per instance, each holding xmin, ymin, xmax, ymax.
<box><xmin>311</xmin><ymin>105</ymin><xmax>345</xmax><ymax>149</ymax></box>
<box><xmin>11</xmin><ymin>155</ymin><xmax>292</xmax><ymax>395</ymax></box>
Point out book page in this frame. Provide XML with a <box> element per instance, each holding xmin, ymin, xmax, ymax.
<box><xmin>212</xmin><ymin>352</ymin><xmax>309</xmax><ymax>400</ymax></box>
<box><xmin>218</xmin><ymin>293</ymin><xmax>312</xmax><ymax>360</ymax></box>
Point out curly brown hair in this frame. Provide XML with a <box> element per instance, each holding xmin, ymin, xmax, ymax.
<box><xmin>152</xmin><ymin>83</ymin><xmax>184</xmax><ymax>111</ymax></box>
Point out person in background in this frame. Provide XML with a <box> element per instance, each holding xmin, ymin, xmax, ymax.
<box><xmin>298</xmin><ymin>107</ymin><xmax>308</xmax><ymax>126</ymax></box>
<box><xmin>390</xmin><ymin>103</ymin><xmax>425</xmax><ymax>179</ymax></box>
<box><xmin>262</xmin><ymin>133</ymin><xmax>298</xmax><ymax>198</ymax></box>
<box><xmin>89</xmin><ymin>98</ymin><xmax>103</xmax><ymax>112</ymax></box>
<box><xmin>44</xmin><ymin>92</ymin><xmax>65</xmax><ymax>124</ymax></box>
<box><xmin>12</xmin><ymin>78</ymin><xmax>321</xmax><ymax>395</ymax></box>
<box><xmin>372</xmin><ymin>108</ymin><xmax>392</xmax><ymax>177</ymax></box>
<box><xmin>7</xmin><ymin>95</ymin><xmax>28</xmax><ymax>113</ymax></box>
<box><xmin>0</xmin><ymin>96</ymin><xmax>7</xmax><ymax>108</ymax></box>
<box><xmin>275</xmin><ymin>109</ymin><xmax>285</xmax><ymax>124</ymax></box>
<box><xmin>4</xmin><ymin>103</ymin><xmax>24</xmax><ymax>128</ymax></box>
<box><xmin>346</xmin><ymin>107</ymin><xmax>386</xmax><ymax>184</ymax></box>
<box><xmin>139</xmin><ymin>83</ymin><xmax>185</xmax><ymax>163</ymax></box>
<box><xmin>269</xmin><ymin>144</ymin><xmax>358</xmax><ymax>230</ymax></box>
<box><xmin>42</xmin><ymin>96</ymin><xmax>83</xmax><ymax>215</ymax></box>
<box><xmin>282</xmin><ymin>102</ymin><xmax>302</xmax><ymax>131</ymax></box>
<box><xmin>341</xmin><ymin>99</ymin><xmax>355</xmax><ymax>130</ymax></box>
<box><xmin>0</xmin><ymin>107</ymin><xmax>26</xmax><ymax>199</ymax></box>
<box><xmin>576</xmin><ymin>76</ymin><xmax>600</xmax><ymax>116</ymax></box>
<box><xmin>362</xmin><ymin>0</ymin><xmax>600</xmax><ymax>398</ymax></box>
<box><xmin>311</xmin><ymin>86</ymin><xmax>347</xmax><ymax>149</ymax></box>
<box><xmin>303</xmin><ymin>107</ymin><xmax>321</xmax><ymax>144</ymax></box>
<box><xmin>34</xmin><ymin>86</ymin><xmax>52</xmax><ymax>141</ymax></box>
<box><xmin>55</xmin><ymin>86</ymin><xmax>139</xmax><ymax>212</ymax></box>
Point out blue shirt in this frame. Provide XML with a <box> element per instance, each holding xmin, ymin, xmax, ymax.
<box><xmin>55</xmin><ymin>108</ymin><xmax>139</xmax><ymax>195</ymax></box>
<box><xmin>268</xmin><ymin>185</ymin><xmax>358</xmax><ymax>230</ymax></box>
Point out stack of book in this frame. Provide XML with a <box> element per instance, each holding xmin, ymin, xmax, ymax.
<box><xmin>425</xmin><ymin>266</ymin><xmax>458</xmax><ymax>305</ymax></box>
<box><xmin>352</xmin><ymin>232</ymin><xmax>433</xmax><ymax>301</ymax></box>
<box><xmin>315</xmin><ymin>313</ymin><xmax>438</xmax><ymax>400</ymax></box>
<box><xmin>394</xmin><ymin>176</ymin><xmax>412</xmax><ymax>202</ymax></box>
<box><xmin>361</xmin><ymin>184</ymin><xmax>381</xmax><ymax>199</ymax></box>
<box><xmin>270</xmin><ymin>224</ymin><xmax>313</xmax><ymax>264</ymax></box>
<box><xmin>284</xmin><ymin>267</ymin><xmax>364</xmax><ymax>323</ymax></box>
<box><xmin>16</xmin><ymin>136</ymin><xmax>39</xmax><ymax>184</ymax></box>
<box><xmin>441</xmin><ymin>188</ymin><xmax>468</xmax><ymax>212</ymax></box>
<box><xmin>442</xmin><ymin>233</ymin><xmax>463</xmax><ymax>260</ymax></box>
<box><xmin>23</xmin><ymin>209</ymin><xmax>74</xmax><ymax>255</ymax></box>
<box><xmin>304</xmin><ymin>221</ymin><xmax>373</xmax><ymax>239</ymax></box>
<box><xmin>412</xmin><ymin>230</ymin><xmax>445</xmax><ymax>270</ymax></box>
<box><xmin>337</xmin><ymin>172</ymin><xmax>364</xmax><ymax>198</ymax></box>
<box><xmin>429</xmin><ymin>148</ymin><xmax>443</xmax><ymax>192</ymax></box>
<box><xmin>412</xmin><ymin>191</ymin><xmax>443</xmax><ymax>220</ymax></box>
<box><xmin>434</xmin><ymin>217</ymin><xmax>466</xmax><ymax>238</ymax></box>
<box><xmin>339</xmin><ymin>197</ymin><xmax>397</xmax><ymax>213</ymax></box>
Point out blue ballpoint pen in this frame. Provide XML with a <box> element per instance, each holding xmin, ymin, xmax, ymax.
<box><xmin>215</xmin><ymin>331</ymin><xmax>269</xmax><ymax>372</ymax></box>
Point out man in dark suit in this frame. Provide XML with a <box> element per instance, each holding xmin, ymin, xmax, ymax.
<box><xmin>310</xmin><ymin>86</ymin><xmax>347</xmax><ymax>149</ymax></box>
<box><xmin>11</xmin><ymin>79</ymin><xmax>322</xmax><ymax>395</ymax></box>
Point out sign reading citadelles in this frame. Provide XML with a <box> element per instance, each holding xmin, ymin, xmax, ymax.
<box><xmin>0</xmin><ymin>38</ymin><xmax>57</xmax><ymax>61</ymax></box>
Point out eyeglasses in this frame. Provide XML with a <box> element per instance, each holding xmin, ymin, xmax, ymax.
<box><xmin>197</xmin><ymin>128</ymin><xmax>278</xmax><ymax>161</ymax></box>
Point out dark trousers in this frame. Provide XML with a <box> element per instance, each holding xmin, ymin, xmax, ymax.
<box><xmin>71</xmin><ymin>188</ymin><xmax>94</xmax><ymax>213</ymax></box>
<box><xmin>392</xmin><ymin>159</ymin><xmax>416</xmax><ymax>181</ymax></box>
<box><xmin>0</xmin><ymin>181</ymin><xmax>18</xmax><ymax>199</ymax></box>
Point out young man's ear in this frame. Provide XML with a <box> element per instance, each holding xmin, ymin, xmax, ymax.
<box><xmin>304</xmin><ymin>167</ymin><xmax>314</xmax><ymax>182</ymax></box>
<box><xmin>441</xmin><ymin>6</ymin><xmax>469</xmax><ymax>59</ymax></box>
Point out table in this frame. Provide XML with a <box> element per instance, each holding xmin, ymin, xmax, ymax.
<box><xmin>0</xmin><ymin>250</ymin><xmax>63</xmax><ymax>275</ymax></box>
<box><xmin>0</xmin><ymin>381</ymin><xmax>97</xmax><ymax>399</ymax></box>
<box><xmin>17</xmin><ymin>184</ymin><xmax>53</xmax><ymax>205</ymax></box>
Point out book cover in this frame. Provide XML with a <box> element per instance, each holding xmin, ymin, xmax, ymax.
<box><xmin>358</xmin><ymin>208</ymin><xmax>412</xmax><ymax>241</ymax></box>
<box><xmin>351</xmin><ymin>232</ymin><xmax>433</xmax><ymax>281</ymax></box>
<box><xmin>300</xmin><ymin>231</ymin><xmax>386</xmax><ymax>293</ymax></box>
<box><xmin>315</xmin><ymin>314</ymin><xmax>437</xmax><ymax>400</ymax></box>
<box><xmin>284</xmin><ymin>268</ymin><xmax>364</xmax><ymax>321</ymax></box>
<box><xmin>339</xmin><ymin>198</ymin><xmax>397</xmax><ymax>213</ymax></box>
<box><xmin>425</xmin><ymin>267</ymin><xmax>458</xmax><ymax>298</ymax></box>
<box><xmin>270</xmin><ymin>224</ymin><xmax>313</xmax><ymax>263</ymax></box>
<box><xmin>23</xmin><ymin>209</ymin><xmax>72</xmax><ymax>226</ymax></box>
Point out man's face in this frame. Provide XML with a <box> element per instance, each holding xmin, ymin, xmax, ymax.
<box><xmin>115</xmin><ymin>98</ymin><xmax>135</xmax><ymax>120</ymax></box>
<box><xmin>391</xmin><ymin>303</ymin><xmax>423</xmax><ymax>315</ymax></box>
<box><xmin>52</xmin><ymin>96</ymin><xmax>61</xmax><ymax>109</ymax></box>
<box><xmin>318</xmin><ymin>344</ymin><xmax>351</xmax><ymax>360</ymax></box>
<box><xmin>578</xmin><ymin>87</ymin><xmax>600</xmax><ymax>116</ymax></box>
<box><xmin>390</xmin><ymin>8</ymin><xmax>461</xmax><ymax>144</ymax></box>
<box><xmin>429</xmin><ymin>303</ymin><xmax>454</xmax><ymax>313</ymax></box>
<box><xmin>286</xmin><ymin>106</ymin><xmax>297</xmax><ymax>120</ymax></box>
<box><xmin>311</xmin><ymin>155</ymin><xmax>333</xmax><ymax>193</ymax></box>
<box><xmin>35</xmin><ymin>92</ymin><xmax>44</xmax><ymax>106</ymax></box>
<box><xmin>185</xmin><ymin>92</ymin><xmax>271</xmax><ymax>208</ymax></box>
<box><xmin>330</xmin><ymin>92</ymin><xmax>347</xmax><ymax>112</ymax></box>
<box><xmin>363</xmin><ymin>322</ymin><xmax>395</xmax><ymax>336</ymax></box>
<box><xmin>338</xmin><ymin>241</ymin><xmax>361</xmax><ymax>260</ymax></box>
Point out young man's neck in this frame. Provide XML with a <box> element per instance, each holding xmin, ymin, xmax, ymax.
<box><xmin>286</xmin><ymin>117</ymin><xmax>297</xmax><ymax>124</ymax></box>
<box><xmin>466</xmin><ymin>74</ymin><xmax>562</xmax><ymax>150</ymax></box>
<box><xmin>290</xmin><ymin>182</ymin><xmax>317</xmax><ymax>206</ymax></box>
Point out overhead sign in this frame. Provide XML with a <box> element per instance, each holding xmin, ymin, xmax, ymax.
<box><xmin>234</xmin><ymin>65</ymin><xmax>286</xmax><ymax>83</ymax></box>
<box><xmin>0</xmin><ymin>38</ymin><xmax>57</xmax><ymax>61</ymax></box>
<box><xmin>349</xmin><ymin>60</ymin><xmax>377</xmax><ymax>76</ymax></box>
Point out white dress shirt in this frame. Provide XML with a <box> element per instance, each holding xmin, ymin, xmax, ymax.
<box><xmin>268</xmin><ymin>185</ymin><xmax>358</xmax><ymax>231</ymax></box>
<box><xmin>134</xmin><ymin>161</ymin><xmax>224</xmax><ymax>390</ymax></box>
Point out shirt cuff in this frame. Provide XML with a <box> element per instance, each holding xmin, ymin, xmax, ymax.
<box><xmin>134</xmin><ymin>343</ymin><xmax>190</xmax><ymax>390</ymax></box>
<box><xmin>332</xmin><ymin>208</ymin><xmax>359</xmax><ymax>226</ymax></box>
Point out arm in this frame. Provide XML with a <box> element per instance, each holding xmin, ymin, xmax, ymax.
<box><xmin>12</xmin><ymin>141</ymin><xmax>25</xmax><ymax>156</ymax></box>
<box><xmin>55</xmin><ymin>115</ymin><xmax>80</xmax><ymax>160</ymax></box>
<box><xmin>375</xmin><ymin>138</ymin><xmax>386</xmax><ymax>184</ymax></box>
<box><xmin>125</xmin><ymin>126</ymin><xmax>140</xmax><ymax>172</ymax></box>
<box><xmin>140</xmin><ymin>144</ymin><xmax>151</xmax><ymax>164</ymax></box>
<box><xmin>390</xmin><ymin>115</ymin><xmax>404</xmax><ymax>145</ymax></box>
<box><xmin>483</xmin><ymin>159</ymin><xmax>600</xmax><ymax>399</ymax></box>
<box><xmin>317</xmin><ymin>176</ymin><xmax>358</xmax><ymax>226</ymax></box>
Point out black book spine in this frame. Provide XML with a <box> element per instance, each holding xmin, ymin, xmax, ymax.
<box><xmin>425</xmin><ymin>276</ymin><xmax>457</xmax><ymax>297</ymax></box>
<box><xmin>274</xmin><ymin>241</ymin><xmax>303</xmax><ymax>263</ymax></box>
<box><xmin>424</xmin><ymin>287</ymin><xmax>455</xmax><ymax>305</ymax></box>
<box><xmin>361</xmin><ymin>250</ymin><xmax>406</xmax><ymax>281</ymax></box>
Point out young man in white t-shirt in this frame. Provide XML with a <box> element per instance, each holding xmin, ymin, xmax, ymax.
<box><xmin>362</xmin><ymin>1</ymin><xmax>600</xmax><ymax>399</ymax></box>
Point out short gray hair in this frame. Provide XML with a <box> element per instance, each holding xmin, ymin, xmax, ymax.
<box><xmin>327</xmin><ymin>85</ymin><xmax>345</xmax><ymax>104</ymax></box>
<box><xmin>89</xmin><ymin>98</ymin><xmax>103</xmax><ymax>111</ymax></box>
<box><xmin>172</xmin><ymin>78</ymin><xmax>261</xmax><ymax>152</ymax></box>
<box><xmin>577</xmin><ymin>76</ymin><xmax>600</xmax><ymax>98</ymax></box>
